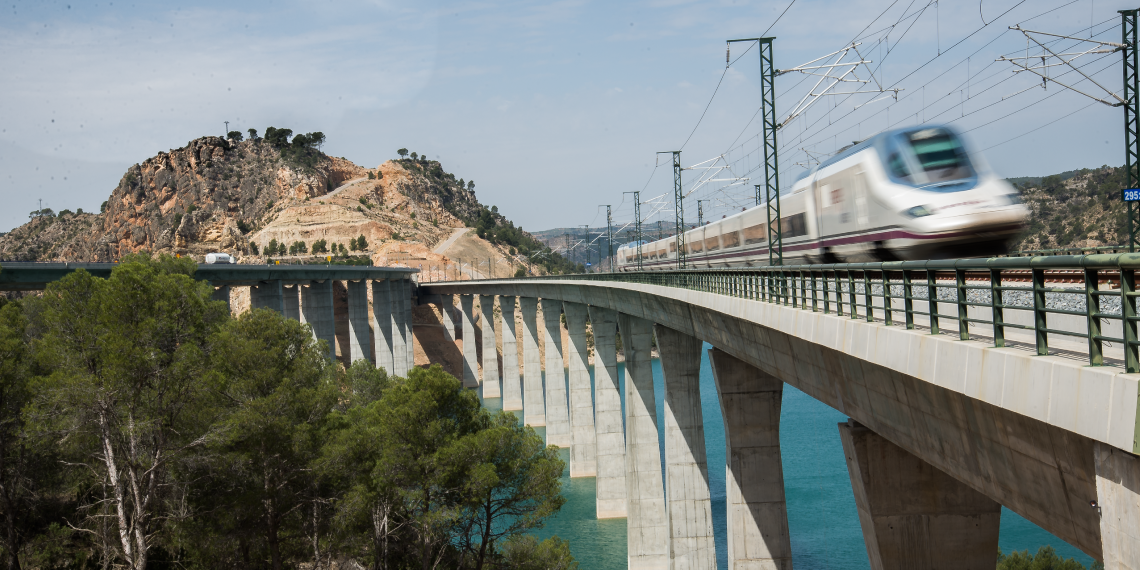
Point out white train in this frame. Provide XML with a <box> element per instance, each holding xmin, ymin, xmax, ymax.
<box><xmin>615</xmin><ymin>125</ymin><xmax>1029</xmax><ymax>271</ymax></box>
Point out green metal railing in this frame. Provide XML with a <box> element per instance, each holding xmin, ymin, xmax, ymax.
<box><xmin>437</xmin><ymin>254</ymin><xmax>1140</xmax><ymax>373</ymax></box>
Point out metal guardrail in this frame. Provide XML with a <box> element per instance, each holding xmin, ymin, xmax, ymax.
<box><xmin>441</xmin><ymin>254</ymin><xmax>1140</xmax><ymax>373</ymax></box>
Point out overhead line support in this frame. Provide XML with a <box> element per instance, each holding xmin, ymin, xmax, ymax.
<box><xmin>659</xmin><ymin>150</ymin><xmax>686</xmax><ymax>269</ymax></box>
<box><xmin>729</xmin><ymin>36</ymin><xmax>782</xmax><ymax>266</ymax></box>
<box><xmin>1124</xmin><ymin>9</ymin><xmax>1140</xmax><ymax>251</ymax></box>
<box><xmin>624</xmin><ymin>191</ymin><xmax>643</xmax><ymax>271</ymax></box>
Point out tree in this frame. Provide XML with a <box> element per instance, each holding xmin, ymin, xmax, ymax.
<box><xmin>348</xmin><ymin>238</ymin><xmax>358</xmax><ymax>252</ymax></box>
<box><xmin>203</xmin><ymin>309</ymin><xmax>337</xmax><ymax>570</ymax></box>
<box><xmin>248</xmin><ymin>128</ymin><xmax>259</xmax><ymax>140</ymax></box>
<box><xmin>227</xmin><ymin>130</ymin><xmax>243</xmax><ymax>142</ymax></box>
<box><xmin>312</xmin><ymin>239</ymin><xmax>328</xmax><ymax>254</ymax></box>
<box><xmin>249</xmin><ymin>241</ymin><xmax>260</xmax><ymax>255</ymax></box>
<box><xmin>410</xmin><ymin>152</ymin><xmax>418</xmax><ymax>161</ymax></box>
<box><xmin>455</xmin><ymin>412</ymin><xmax>565</xmax><ymax>569</ymax></box>
<box><xmin>264</xmin><ymin>127</ymin><xmax>293</xmax><ymax>149</ymax></box>
<box><xmin>397</xmin><ymin>149</ymin><xmax>408</xmax><ymax>159</ymax></box>
<box><xmin>467</xmin><ymin>181</ymin><xmax>475</xmax><ymax>191</ymax></box>
<box><xmin>338</xmin><ymin>243</ymin><xmax>348</xmax><ymax>256</ymax></box>
<box><xmin>996</xmin><ymin>546</ymin><xmax>1097</xmax><ymax>570</ymax></box>
<box><xmin>25</xmin><ymin>254</ymin><xmax>228</xmax><ymax>570</ymax></box>
<box><xmin>497</xmin><ymin>536</ymin><xmax>577</xmax><ymax>570</ymax></box>
<box><xmin>267</xmin><ymin>238</ymin><xmax>280</xmax><ymax>257</ymax></box>
<box><xmin>357</xmin><ymin>235</ymin><xmax>369</xmax><ymax>251</ymax></box>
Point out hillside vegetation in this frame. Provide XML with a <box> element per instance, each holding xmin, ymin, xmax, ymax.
<box><xmin>1008</xmin><ymin>165</ymin><xmax>1128</xmax><ymax>251</ymax></box>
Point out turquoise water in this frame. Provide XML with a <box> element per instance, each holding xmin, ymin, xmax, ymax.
<box><xmin>481</xmin><ymin>344</ymin><xmax>1096</xmax><ymax>569</ymax></box>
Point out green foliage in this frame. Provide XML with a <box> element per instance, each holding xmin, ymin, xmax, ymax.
<box><xmin>397</xmin><ymin>148</ymin><xmax>408</xmax><ymax>159</ymax></box>
<box><xmin>368</xmin><ymin>171</ymin><xmax>375</xmax><ymax>180</ymax></box>
<box><xmin>288</xmin><ymin>241</ymin><xmax>308</xmax><ymax>255</ymax></box>
<box><xmin>0</xmin><ymin>256</ymin><xmax>572</xmax><ymax>570</ymax></box>
<box><xmin>356</xmin><ymin>234</ymin><xmax>369</xmax><ymax>250</ymax></box>
<box><xmin>312</xmin><ymin>239</ymin><xmax>329</xmax><ymax>254</ymax></box>
<box><xmin>338</xmin><ymin>243</ymin><xmax>348</xmax><ymax>256</ymax></box>
<box><xmin>27</xmin><ymin>208</ymin><xmax>54</xmax><ymax>219</ymax></box>
<box><xmin>263</xmin><ymin>127</ymin><xmax>293</xmax><ymax>148</ymax></box>
<box><xmin>24</xmin><ymin>254</ymin><xmax>226</xmax><ymax>570</ymax></box>
<box><xmin>187</xmin><ymin>203</ymin><xmax>197</xmax><ymax>213</ymax></box>
<box><xmin>247</xmin><ymin>128</ymin><xmax>258</xmax><ymax>140</ymax></box>
<box><xmin>514</xmin><ymin>267</ymin><xmax>527</xmax><ymax>278</ymax></box>
<box><xmin>498</xmin><ymin>535</ymin><xmax>578</xmax><ymax>570</ymax></box>
<box><xmin>227</xmin><ymin>130</ymin><xmax>243</xmax><ymax>142</ymax></box>
<box><xmin>996</xmin><ymin>546</ymin><xmax>1097</xmax><ymax>570</ymax></box>
<box><xmin>410</xmin><ymin>152</ymin><xmax>418</xmax><ymax>160</ymax></box>
<box><xmin>266</xmin><ymin>238</ymin><xmax>280</xmax><ymax>257</ymax></box>
<box><xmin>236</xmin><ymin>219</ymin><xmax>251</xmax><ymax>234</ymax></box>
<box><xmin>249</xmin><ymin>241</ymin><xmax>259</xmax><ymax>255</ymax></box>
<box><xmin>100</xmin><ymin>200</ymin><xmax>108</xmax><ymax>213</ymax></box>
<box><xmin>172</xmin><ymin>212</ymin><xmax>183</xmax><ymax>228</ymax></box>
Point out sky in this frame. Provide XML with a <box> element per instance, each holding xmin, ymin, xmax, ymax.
<box><xmin>1</xmin><ymin>0</ymin><xmax>1136</xmax><ymax>235</ymax></box>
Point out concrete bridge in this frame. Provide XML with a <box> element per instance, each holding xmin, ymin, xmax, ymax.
<box><xmin>420</xmin><ymin>255</ymin><xmax>1140</xmax><ymax>570</ymax></box>
<box><xmin>0</xmin><ymin>262</ymin><xmax>419</xmax><ymax>375</ymax></box>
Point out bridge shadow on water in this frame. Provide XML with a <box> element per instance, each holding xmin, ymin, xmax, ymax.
<box><xmin>478</xmin><ymin>343</ymin><xmax>1094</xmax><ymax>569</ymax></box>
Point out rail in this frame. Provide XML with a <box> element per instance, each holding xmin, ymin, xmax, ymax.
<box><xmin>435</xmin><ymin>254</ymin><xmax>1140</xmax><ymax>373</ymax></box>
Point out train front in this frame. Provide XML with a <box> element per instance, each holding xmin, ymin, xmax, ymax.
<box><xmin>881</xmin><ymin>126</ymin><xmax>1029</xmax><ymax>260</ymax></box>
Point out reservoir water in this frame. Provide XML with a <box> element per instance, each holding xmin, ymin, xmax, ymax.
<box><xmin>480</xmin><ymin>343</ymin><xmax>1096</xmax><ymax>569</ymax></box>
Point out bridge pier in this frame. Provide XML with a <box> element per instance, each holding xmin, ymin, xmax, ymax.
<box><xmin>520</xmin><ymin>297</ymin><xmax>545</xmax><ymax>426</ymax></box>
<box><xmin>251</xmin><ymin>280</ymin><xmax>284</xmax><ymax>313</ymax></box>
<box><xmin>480</xmin><ymin>295</ymin><xmax>500</xmax><ymax>398</ymax></box>
<box><xmin>439</xmin><ymin>294</ymin><xmax>456</xmax><ymax>342</ymax></box>
<box><xmin>656</xmin><ymin>325</ymin><xmax>716</xmax><ymax>570</ymax></box>
<box><xmin>283</xmin><ymin>284</ymin><xmax>299</xmax><ymax>321</ymax></box>
<box><xmin>372</xmin><ymin>280</ymin><xmax>394</xmax><ymax>373</ymax></box>
<box><xmin>542</xmin><ymin>299</ymin><xmax>570</xmax><ymax>446</ymax></box>
<box><xmin>300</xmin><ymin>280</ymin><xmax>336</xmax><ymax>360</ymax></box>
<box><xmin>346</xmin><ymin>280</ymin><xmax>371</xmax><ymax>364</ymax></box>
<box><xmin>563</xmin><ymin>302</ymin><xmax>596</xmax><ymax>477</ymax></box>
<box><xmin>708</xmin><ymin>348</ymin><xmax>792</xmax><ymax>570</ymax></box>
<box><xmin>460</xmin><ymin>295</ymin><xmax>479</xmax><ymax>388</ymax></box>
<box><xmin>500</xmin><ymin>296</ymin><xmax>522</xmax><ymax>410</ymax></box>
<box><xmin>589</xmin><ymin>305</ymin><xmax>626</xmax><ymax>518</ymax></box>
<box><xmin>391</xmin><ymin>281</ymin><xmax>409</xmax><ymax>376</ymax></box>
<box><xmin>211</xmin><ymin>284</ymin><xmax>231</xmax><ymax>312</ymax></box>
<box><xmin>618</xmin><ymin>313</ymin><xmax>668</xmax><ymax>570</ymax></box>
<box><xmin>839</xmin><ymin>420</ymin><xmax>1001</xmax><ymax>570</ymax></box>
<box><xmin>1095</xmin><ymin>443</ymin><xmax>1140</xmax><ymax>570</ymax></box>
<box><xmin>401</xmin><ymin>279</ymin><xmax>413</xmax><ymax>371</ymax></box>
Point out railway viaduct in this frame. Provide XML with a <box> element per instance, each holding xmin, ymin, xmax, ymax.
<box><xmin>420</xmin><ymin>256</ymin><xmax>1140</xmax><ymax>570</ymax></box>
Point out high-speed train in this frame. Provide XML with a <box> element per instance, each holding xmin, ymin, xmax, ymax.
<box><xmin>614</xmin><ymin>125</ymin><xmax>1029</xmax><ymax>271</ymax></box>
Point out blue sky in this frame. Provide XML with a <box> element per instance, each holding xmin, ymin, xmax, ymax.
<box><xmin>1</xmin><ymin>0</ymin><xmax>1134</xmax><ymax>234</ymax></box>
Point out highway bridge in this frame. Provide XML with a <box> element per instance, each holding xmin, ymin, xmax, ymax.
<box><xmin>421</xmin><ymin>254</ymin><xmax>1140</xmax><ymax>570</ymax></box>
<box><xmin>4</xmin><ymin>256</ymin><xmax>1139</xmax><ymax>569</ymax></box>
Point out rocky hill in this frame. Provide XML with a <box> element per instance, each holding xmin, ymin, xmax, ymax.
<box><xmin>1008</xmin><ymin>165</ymin><xmax>1127</xmax><ymax>251</ymax></box>
<box><xmin>0</xmin><ymin>132</ymin><xmax>580</xmax><ymax>274</ymax></box>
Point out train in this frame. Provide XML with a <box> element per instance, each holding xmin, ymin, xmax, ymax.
<box><xmin>614</xmin><ymin>125</ymin><xmax>1030</xmax><ymax>271</ymax></box>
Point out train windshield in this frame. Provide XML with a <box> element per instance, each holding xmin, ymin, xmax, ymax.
<box><xmin>883</xmin><ymin>128</ymin><xmax>976</xmax><ymax>190</ymax></box>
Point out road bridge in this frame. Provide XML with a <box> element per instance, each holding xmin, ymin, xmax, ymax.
<box><xmin>0</xmin><ymin>262</ymin><xmax>418</xmax><ymax>374</ymax></box>
<box><xmin>420</xmin><ymin>254</ymin><xmax>1140</xmax><ymax>570</ymax></box>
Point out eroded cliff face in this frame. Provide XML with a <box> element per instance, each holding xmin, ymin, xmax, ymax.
<box><xmin>0</xmin><ymin>135</ymin><xmax>510</xmax><ymax>265</ymax></box>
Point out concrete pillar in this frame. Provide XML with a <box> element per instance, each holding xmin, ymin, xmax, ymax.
<box><xmin>283</xmin><ymin>285</ymin><xmax>300</xmax><ymax>320</ymax></box>
<box><xmin>563</xmin><ymin>302</ymin><xmax>596</xmax><ymax>477</ymax></box>
<box><xmin>460</xmin><ymin>295</ymin><xmax>479</xmax><ymax>388</ymax></box>
<box><xmin>372</xmin><ymin>280</ymin><xmax>394</xmax><ymax>374</ymax></box>
<box><xmin>346</xmin><ymin>280</ymin><xmax>372</xmax><ymax>364</ymax></box>
<box><xmin>541</xmin><ymin>299</ymin><xmax>570</xmax><ymax>446</ymax></box>
<box><xmin>440</xmin><ymin>294</ymin><xmax>456</xmax><ymax>342</ymax></box>
<box><xmin>403</xmin><ymin>279</ymin><xmax>413</xmax><ymax>370</ymax></box>
<box><xmin>1094</xmin><ymin>442</ymin><xmax>1140</xmax><ymax>570</ymax></box>
<box><xmin>617</xmin><ymin>312</ymin><xmax>668</xmax><ymax>570</ymax></box>
<box><xmin>839</xmin><ymin>420</ymin><xmax>1001</xmax><ymax>570</ymax></box>
<box><xmin>391</xmin><ymin>279</ymin><xmax>411</xmax><ymax>376</ymax></box>
<box><xmin>500</xmin><ymin>296</ymin><xmax>522</xmax><ymax>410</ymax></box>
<box><xmin>211</xmin><ymin>284</ymin><xmax>231</xmax><ymax>312</ymax></box>
<box><xmin>656</xmin><ymin>325</ymin><xmax>715</xmax><ymax>570</ymax></box>
<box><xmin>300</xmin><ymin>280</ymin><xmax>336</xmax><ymax>360</ymax></box>
<box><xmin>480</xmin><ymin>295</ymin><xmax>500</xmax><ymax>398</ymax></box>
<box><xmin>708</xmin><ymin>348</ymin><xmax>793</xmax><ymax>570</ymax></box>
<box><xmin>589</xmin><ymin>305</ymin><xmax>626</xmax><ymax>518</ymax></box>
<box><xmin>250</xmin><ymin>280</ymin><xmax>284</xmax><ymax>313</ymax></box>
<box><xmin>520</xmin><ymin>297</ymin><xmax>545</xmax><ymax>426</ymax></box>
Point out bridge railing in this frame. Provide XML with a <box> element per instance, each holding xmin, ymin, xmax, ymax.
<box><xmin>460</xmin><ymin>254</ymin><xmax>1140</xmax><ymax>372</ymax></box>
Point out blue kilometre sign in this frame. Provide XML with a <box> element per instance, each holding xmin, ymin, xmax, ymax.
<box><xmin>1124</xmin><ymin>188</ymin><xmax>1140</xmax><ymax>201</ymax></box>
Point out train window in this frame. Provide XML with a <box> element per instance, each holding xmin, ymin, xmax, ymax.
<box><xmin>883</xmin><ymin>128</ymin><xmax>975</xmax><ymax>189</ymax></box>
<box><xmin>743</xmin><ymin>224</ymin><xmax>767</xmax><ymax>244</ymax></box>
<box><xmin>658</xmin><ymin>249</ymin><xmax>667</xmax><ymax>258</ymax></box>
<box><xmin>669</xmin><ymin>242</ymin><xmax>676</xmax><ymax>252</ymax></box>
<box><xmin>722</xmin><ymin>231</ymin><xmax>741</xmax><ymax>249</ymax></box>
<box><xmin>780</xmin><ymin>213</ymin><xmax>808</xmax><ymax>238</ymax></box>
<box><xmin>704</xmin><ymin>236</ymin><xmax>720</xmax><ymax>251</ymax></box>
<box><xmin>690</xmin><ymin>240</ymin><xmax>703</xmax><ymax>253</ymax></box>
